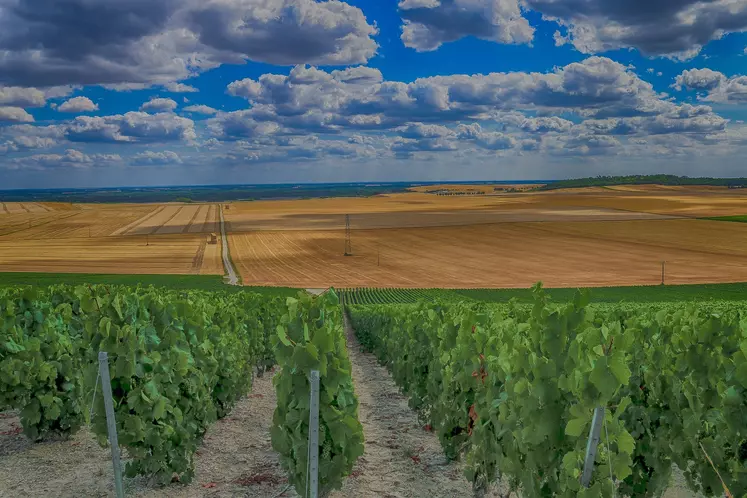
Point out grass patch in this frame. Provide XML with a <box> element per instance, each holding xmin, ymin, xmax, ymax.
<box><xmin>455</xmin><ymin>282</ymin><xmax>747</xmax><ymax>303</ymax></box>
<box><xmin>0</xmin><ymin>272</ymin><xmax>299</xmax><ymax>296</ymax></box>
<box><xmin>703</xmin><ymin>215</ymin><xmax>747</xmax><ymax>223</ymax></box>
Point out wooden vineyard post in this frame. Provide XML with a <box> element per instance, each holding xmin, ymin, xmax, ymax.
<box><xmin>307</xmin><ymin>370</ymin><xmax>320</xmax><ymax>498</ymax></box>
<box><xmin>99</xmin><ymin>352</ymin><xmax>125</xmax><ymax>498</ymax></box>
<box><xmin>581</xmin><ymin>407</ymin><xmax>605</xmax><ymax>488</ymax></box>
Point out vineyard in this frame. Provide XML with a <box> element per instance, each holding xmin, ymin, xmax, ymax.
<box><xmin>0</xmin><ymin>284</ymin><xmax>361</xmax><ymax>497</ymax></box>
<box><xmin>348</xmin><ymin>286</ymin><xmax>747</xmax><ymax>497</ymax></box>
<box><xmin>340</xmin><ymin>287</ymin><xmax>469</xmax><ymax>305</ymax></box>
<box><xmin>2</xmin><ymin>281</ymin><xmax>746</xmax><ymax>497</ymax></box>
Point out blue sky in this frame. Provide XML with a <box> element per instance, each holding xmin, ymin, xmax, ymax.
<box><xmin>2</xmin><ymin>0</ymin><xmax>747</xmax><ymax>189</ymax></box>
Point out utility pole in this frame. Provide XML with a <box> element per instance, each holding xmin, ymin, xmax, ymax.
<box><xmin>661</xmin><ymin>261</ymin><xmax>666</xmax><ymax>285</ymax></box>
<box><xmin>344</xmin><ymin>214</ymin><xmax>352</xmax><ymax>256</ymax></box>
<box><xmin>377</xmin><ymin>249</ymin><xmax>380</xmax><ymax>267</ymax></box>
<box><xmin>146</xmin><ymin>234</ymin><xmax>149</xmax><ymax>247</ymax></box>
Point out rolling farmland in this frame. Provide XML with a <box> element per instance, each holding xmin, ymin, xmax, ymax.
<box><xmin>222</xmin><ymin>185</ymin><xmax>747</xmax><ymax>288</ymax></box>
<box><xmin>3</xmin><ymin>185</ymin><xmax>747</xmax><ymax>287</ymax></box>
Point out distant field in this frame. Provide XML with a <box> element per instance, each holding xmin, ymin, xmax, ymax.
<box><xmin>3</xmin><ymin>185</ymin><xmax>747</xmax><ymax>288</ymax></box>
<box><xmin>0</xmin><ymin>203</ymin><xmax>222</xmax><ymax>276</ymax></box>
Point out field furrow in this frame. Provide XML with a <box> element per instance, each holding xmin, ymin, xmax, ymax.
<box><xmin>0</xmin><ymin>203</ymin><xmax>9</xmax><ymax>215</ymax></box>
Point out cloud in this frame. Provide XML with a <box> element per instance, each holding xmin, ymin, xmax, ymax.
<box><xmin>58</xmin><ymin>96</ymin><xmax>99</xmax><ymax>113</ymax></box>
<box><xmin>208</xmin><ymin>111</ymin><xmax>282</xmax><ymax>140</ymax></box>
<box><xmin>0</xmin><ymin>87</ymin><xmax>46</xmax><ymax>107</ymax></box>
<box><xmin>183</xmin><ymin>104</ymin><xmax>218</xmax><ymax>115</ymax></box>
<box><xmin>131</xmin><ymin>150</ymin><xmax>182</xmax><ymax>165</ymax></box>
<box><xmin>0</xmin><ymin>0</ymin><xmax>378</xmax><ymax>88</ymax></box>
<box><xmin>213</xmin><ymin>57</ymin><xmax>733</xmax><ymax>162</ymax></box>
<box><xmin>675</xmin><ymin>68</ymin><xmax>747</xmax><ymax>103</ymax></box>
<box><xmin>184</xmin><ymin>0</ymin><xmax>379</xmax><ymax>66</ymax></box>
<box><xmin>396</xmin><ymin>0</ymin><xmax>747</xmax><ymax>59</ymax></box>
<box><xmin>674</xmin><ymin>68</ymin><xmax>725</xmax><ymax>91</ymax></box>
<box><xmin>524</xmin><ymin>0</ymin><xmax>747</xmax><ymax>59</ymax></box>
<box><xmin>8</xmin><ymin>149</ymin><xmax>122</xmax><ymax>169</ymax></box>
<box><xmin>226</xmin><ymin>58</ymin><xmax>675</xmax><ymax>134</ymax></box>
<box><xmin>64</xmin><ymin>112</ymin><xmax>196</xmax><ymax>143</ymax></box>
<box><xmin>140</xmin><ymin>98</ymin><xmax>178</xmax><ymax>112</ymax></box>
<box><xmin>164</xmin><ymin>82</ymin><xmax>198</xmax><ymax>93</ymax></box>
<box><xmin>399</xmin><ymin>0</ymin><xmax>534</xmax><ymax>51</ymax></box>
<box><xmin>0</xmin><ymin>107</ymin><xmax>34</xmax><ymax>122</ymax></box>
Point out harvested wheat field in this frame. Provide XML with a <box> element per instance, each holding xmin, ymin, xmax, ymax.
<box><xmin>0</xmin><ymin>234</ymin><xmax>222</xmax><ymax>275</ymax></box>
<box><xmin>227</xmin><ymin>219</ymin><xmax>747</xmax><ymax>288</ymax></box>
<box><xmin>2</xmin><ymin>186</ymin><xmax>747</xmax><ymax>286</ymax></box>
<box><xmin>222</xmin><ymin>185</ymin><xmax>747</xmax><ymax>288</ymax></box>
<box><xmin>0</xmin><ymin>203</ymin><xmax>223</xmax><ymax>275</ymax></box>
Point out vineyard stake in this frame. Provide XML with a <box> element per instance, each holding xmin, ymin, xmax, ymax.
<box><xmin>99</xmin><ymin>352</ymin><xmax>125</xmax><ymax>498</ymax></box>
<box><xmin>307</xmin><ymin>370</ymin><xmax>320</xmax><ymax>498</ymax></box>
<box><xmin>581</xmin><ymin>407</ymin><xmax>605</xmax><ymax>488</ymax></box>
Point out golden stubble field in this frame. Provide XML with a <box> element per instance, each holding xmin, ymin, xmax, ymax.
<box><xmin>2</xmin><ymin>184</ymin><xmax>747</xmax><ymax>287</ymax></box>
<box><xmin>0</xmin><ymin>202</ymin><xmax>223</xmax><ymax>275</ymax></box>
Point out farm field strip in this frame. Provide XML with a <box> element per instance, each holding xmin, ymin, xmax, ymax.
<box><xmin>227</xmin><ymin>220</ymin><xmax>747</xmax><ymax>288</ymax></box>
<box><xmin>187</xmin><ymin>204</ymin><xmax>218</xmax><ymax>234</ymax></box>
<box><xmin>0</xmin><ymin>234</ymin><xmax>220</xmax><ymax>275</ymax></box>
<box><xmin>122</xmin><ymin>205</ymin><xmax>182</xmax><ymax>236</ymax></box>
<box><xmin>154</xmin><ymin>205</ymin><xmax>197</xmax><ymax>235</ymax></box>
<box><xmin>223</xmin><ymin>206</ymin><xmax>677</xmax><ymax>232</ymax></box>
<box><xmin>21</xmin><ymin>203</ymin><xmax>49</xmax><ymax>213</ymax></box>
<box><xmin>3</xmin><ymin>203</ymin><xmax>30</xmax><ymax>215</ymax></box>
<box><xmin>110</xmin><ymin>205</ymin><xmax>165</xmax><ymax>236</ymax></box>
<box><xmin>182</xmin><ymin>204</ymin><xmax>205</xmax><ymax>234</ymax></box>
<box><xmin>187</xmin><ymin>205</ymin><xmax>209</xmax><ymax>233</ymax></box>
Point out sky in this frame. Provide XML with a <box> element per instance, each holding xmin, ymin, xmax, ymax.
<box><xmin>2</xmin><ymin>0</ymin><xmax>747</xmax><ymax>189</ymax></box>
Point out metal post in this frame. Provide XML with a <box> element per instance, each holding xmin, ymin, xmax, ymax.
<box><xmin>581</xmin><ymin>407</ymin><xmax>605</xmax><ymax>488</ymax></box>
<box><xmin>308</xmin><ymin>370</ymin><xmax>320</xmax><ymax>498</ymax></box>
<box><xmin>99</xmin><ymin>352</ymin><xmax>125</xmax><ymax>498</ymax></box>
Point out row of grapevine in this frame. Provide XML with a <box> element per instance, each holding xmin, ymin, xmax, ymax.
<box><xmin>340</xmin><ymin>287</ymin><xmax>469</xmax><ymax>305</ymax></box>
<box><xmin>348</xmin><ymin>284</ymin><xmax>747</xmax><ymax>497</ymax></box>
<box><xmin>0</xmin><ymin>285</ymin><xmax>364</xmax><ymax>494</ymax></box>
<box><xmin>271</xmin><ymin>290</ymin><xmax>364</xmax><ymax>496</ymax></box>
<box><xmin>0</xmin><ymin>285</ymin><xmax>282</xmax><ymax>483</ymax></box>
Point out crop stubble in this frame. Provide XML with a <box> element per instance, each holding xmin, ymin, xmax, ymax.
<box><xmin>0</xmin><ymin>203</ymin><xmax>222</xmax><ymax>275</ymax></box>
<box><xmin>2</xmin><ymin>187</ymin><xmax>747</xmax><ymax>285</ymax></box>
<box><xmin>224</xmin><ymin>186</ymin><xmax>747</xmax><ymax>288</ymax></box>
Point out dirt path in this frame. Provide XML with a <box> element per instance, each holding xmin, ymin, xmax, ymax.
<box><xmin>339</xmin><ymin>315</ymin><xmax>500</xmax><ymax>498</ymax></box>
<box><xmin>220</xmin><ymin>205</ymin><xmax>239</xmax><ymax>285</ymax></box>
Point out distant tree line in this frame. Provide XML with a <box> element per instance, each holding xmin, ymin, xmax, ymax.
<box><xmin>539</xmin><ymin>175</ymin><xmax>747</xmax><ymax>190</ymax></box>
